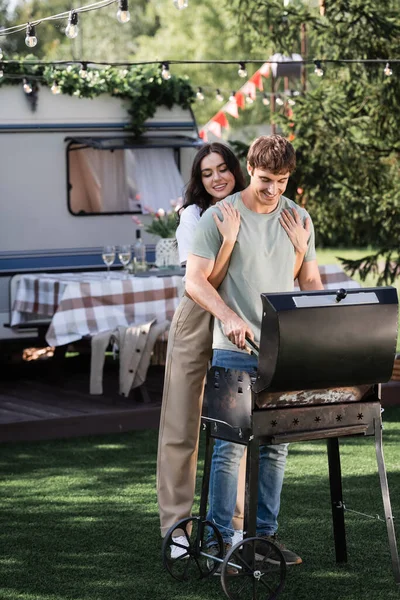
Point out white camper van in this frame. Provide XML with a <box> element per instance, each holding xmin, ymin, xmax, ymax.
<box><xmin>0</xmin><ymin>85</ymin><xmax>201</xmax><ymax>347</ymax></box>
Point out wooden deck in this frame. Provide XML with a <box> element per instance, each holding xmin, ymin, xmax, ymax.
<box><xmin>1</xmin><ymin>351</ymin><xmax>399</xmax><ymax>445</ymax></box>
<box><xmin>0</xmin><ymin>354</ymin><xmax>164</xmax><ymax>444</ymax></box>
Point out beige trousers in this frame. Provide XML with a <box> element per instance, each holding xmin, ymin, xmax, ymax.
<box><xmin>157</xmin><ymin>295</ymin><xmax>246</xmax><ymax>537</ymax></box>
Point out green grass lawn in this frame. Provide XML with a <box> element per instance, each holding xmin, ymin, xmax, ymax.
<box><xmin>317</xmin><ymin>247</ymin><xmax>390</xmax><ymax>287</ymax></box>
<box><xmin>1</xmin><ymin>407</ymin><xmax>399</xmax><ymax>600</ymax></box>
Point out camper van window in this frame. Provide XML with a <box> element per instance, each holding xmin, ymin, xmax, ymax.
<box><xmin>67</xmin><ymin>145</ymin><xmax>184</xmax><ymax>215</ymax></box>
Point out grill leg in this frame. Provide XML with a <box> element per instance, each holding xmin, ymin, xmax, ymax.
<box><xmin>374</xmin><ymin>417</ymin><xmax>400</xmax><ymax>584</ymax></box>
<box><xmin>243</xmin><ymin>436</ymin><xmax>259</xmax><ymax>540</ymax></box>
<box><xmin>327</xmin><ymin>437</ymin><xmax>347</xmax><ymax>563</ymax></box>
<box><xmin>199</xmin><ymin>422</ymin><xmax>214</xmax><ymax>521</ymax></box>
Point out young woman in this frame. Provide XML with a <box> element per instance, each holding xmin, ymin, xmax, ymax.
<box><xmin>156</xmin><ymin>142</ymin><xmax>309</xmax><ymax>558</ymax></box>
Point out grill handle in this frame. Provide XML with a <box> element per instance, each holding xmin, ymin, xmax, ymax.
<box><xmin>245</xmin><ymin>336</ymin><xmax>259</xmax><ymax>357</ymax></box>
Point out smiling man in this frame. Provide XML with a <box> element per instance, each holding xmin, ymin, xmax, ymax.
<box><xmin>185</xmin><ymin>134</ymin><xmax>323</xmax><ymax>567</ymax></box>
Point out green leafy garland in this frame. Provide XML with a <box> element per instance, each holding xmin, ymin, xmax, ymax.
<box><xmin>0</xmin><ymin>55</ymin><xmax>195</xmax><ymax>136</ymax></box>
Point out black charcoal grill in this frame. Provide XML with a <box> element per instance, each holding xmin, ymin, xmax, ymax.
<box><xmin>206</xmin><ymin>287</ymin><xmax>399</xmax><ymax>585</ymax></box>
<box><xmin>162</xmin><ymin>286</ymin><xmax>399</xmax><ymax>600</ymax></box>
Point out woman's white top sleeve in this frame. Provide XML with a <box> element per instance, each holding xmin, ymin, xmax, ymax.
<box><xmin>175</xmin><ymin>204</ymin><xmax>202</xmax><ymax>265</ymax></box>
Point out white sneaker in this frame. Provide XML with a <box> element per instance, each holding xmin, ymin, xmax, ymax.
<box><xmin>232</xmin><ymin>529</ymin><xmax>243</xmax><ymax>547</ymax></box>
<box><xmin>170</xmin><ymin>535</ymin><xmax>189</xmax><ymax>560</ymax></box>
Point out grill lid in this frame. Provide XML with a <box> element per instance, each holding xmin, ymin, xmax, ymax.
<box><xmin>253</xmin><ymin>286</ymin><xmax>398</xmax><ymax>394</ymax></box>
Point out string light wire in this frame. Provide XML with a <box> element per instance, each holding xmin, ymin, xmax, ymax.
<box><xmin>0</xmin><ymin>1</ymin><xmax>397</xmax><ymax>78</ymax></box>
<box><xmin>0</xmin><ymin>58</ymin><xmax>398</xmax><ymax>67</ymax></box>
<box><xmin>0</xmin><ymin>0</ymin><xmax>117</xmax><ymax>37</ymax></box>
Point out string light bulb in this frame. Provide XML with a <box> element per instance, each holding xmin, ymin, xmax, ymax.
<box><xmin>215</xmin><ymin>89</ymin><xmax>224</xmax><ymax>102</ymax></box>
<box><xmin>238</xmin><ymin>62</ymin><xmax>247</xmax><ymax>78</ymax></box>
<box><xmin>25</xmin><ymin>23</ymin><xmax>37</xmax><ymax>48</ymax></box>
<box><xmin>117</xmin><ymin>0</ymin><xmax>131</xmax><ymax>23</ymax></box>
<box><xmin>161</xmin><ymin>62</ymin><xmax>171</xmax><ymax>80</ymax></box>
<box><xmin>246</xmin><ymin>94</ymin><xmax>254</xmax><ymax>105</ymax></box>
<box><xmin>173</xmin><ymin>0</ymin><xmax>189</xmax><ymax>9</ymax></box>
<box><xmin>51</xmin><ymin>81</ymin><xmax>61</xmax><ymax>95</ymax></box>
<box><xmin>314</xmin><ymin>60</ymin><xmax>324</xmax><ymax>77</ymax></box>
<box><xmin>229</xmin><ymin>90</ymin><xmax>236</xmax><ymax>102</ymax></box>
<box><xmin>276</xmin><ymin>96</ymin><xmax>284</xmax><ymax>106</ymax></box>
<box><xmin>65</xmin><ymin>11</ymin><xmax>79</xmax><ymax>39</ymax></box>
<box><xmin>79</xmin><ymin>63</ymin><xmax>88</xmax><ymax>79</ymax></box>
<box><xmin>288</xmin><ymin>98</ymin><xmax>296</xmax><ymax>106</ymax></box>
<box><xmin>262</xmin><ymin>93</ymin><xmax>270</xmax><ymax>106</ymax></box>
<box><xmin>384</xmin><ymin>62</ymin><xmax>392</xmax><ymax>76</ymax></box>
<box><xmin>23</xmin><ymin>78</ymin><xmax>32</xmax><ymax>94</ymax></box>
<box><xmin>196</xmin><ymin>87</ymin><xmax>204</xmax><ymax>101</ymax></box>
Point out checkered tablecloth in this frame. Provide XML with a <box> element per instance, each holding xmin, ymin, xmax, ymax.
<box><xmin>11</xmin><ymin>271</ymin><xmax>184</xmax><ymax>347</ymax></box>
<box><xmin>11</xmin><ymin>265</ymin><xmax>360</xmax><ymax>347</ymax></box>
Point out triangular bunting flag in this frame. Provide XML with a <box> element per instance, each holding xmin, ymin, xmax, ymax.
<box><xmin>249</xmin><ymin>71</ymin><xmax>264</xmax><ymax>91</ymax></box>
<box><xmin>213</xmin><ymin>111</ymin><xmax>229</xmax><ymax>129</ymax></box>
<box><xmin>259</xmin><ymin>62</ymin><xmax>271</xmax><ymax>77</ymax></box>
<box><xmin>208</xmin><ymin>121</ymin><xmax>222</xmax><ymax>138</ymax></box>
<box><xmin>224</xmin><ymin>100</ymin><xmax>239</xmax><ymax>118</ymax></box>
<box><xmin>235</xmin><ymin>91</ymin><xmax>245</xmax><ymax>110</ymax></box>
<box><xmin>199</xmin><ymin>129</ymin><xmax>208</xmax><ymax>141</ymax></box>
<box><xmin>241</xmin><ymin>81</ymin><xmax>257</xmax><ymax>99</ymax></box>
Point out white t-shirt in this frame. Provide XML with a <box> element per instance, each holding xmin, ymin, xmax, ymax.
<box><xmin>175</xmin><ymin>204</ymin><xmax>202</xmax><ymax>265</ymax></box>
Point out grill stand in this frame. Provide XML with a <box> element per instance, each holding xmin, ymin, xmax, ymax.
<box><xmin>327</xmin><ymin>437</ymin><xmax>347</xmax><ymax>563</ymax></box>
<box><xmin>206</xmin><ymin>378</ymin><xmax>400</xmax><ymax>587</ymax></box>
<box><xmin>325</xmin><ymin>421</ymin><xmax>400</xmax><ymax>582</ymax></box>
<box><xmin>374</xmin><ymin>417</ymin><xmax>400</xmax><ymax>583</ymax></box>
<box><xmin>244</xmin><ymin>435</ymin><xmax>259</xmax><ymax>541</ymax></box>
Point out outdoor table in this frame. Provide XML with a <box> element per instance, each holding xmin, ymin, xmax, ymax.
<box><xmin>10</xmin><ymin>265</ymin><xmax>357</xmax><ymax>347</ymax></box>
<box><xmin>11</xmin><ymin>271</ymin><xmax>184</xmax><ymax>347</ymax></box>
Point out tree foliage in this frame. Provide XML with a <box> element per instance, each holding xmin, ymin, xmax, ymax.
<box><xmin>2</xmin><ymin>0</ymin><xmax>159</xmax><ymax>61</ymax></box>
<box><xmin>4</xmin><ymin>0</ymin><xmax>400</xmax><ymax>282</ymax></box>
<box><xmin>130</xmin><ymin>0</ymin><xmax>271</xmax><ymax>126</ymax></box>
<box><xmin>4</xmin><ymin>0</ymin><xmax>270</xmax><ymax>127</ymax></box>
<box><xmin>228</xmin><ymin>0</ymin><xmax>400</xmax><ymax>283</ymax></box>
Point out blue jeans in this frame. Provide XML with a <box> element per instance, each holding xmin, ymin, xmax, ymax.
<box><xmin>207</xmin><ymin>350</ymin><xmax>288</xmax><ymax>545</ymax></box>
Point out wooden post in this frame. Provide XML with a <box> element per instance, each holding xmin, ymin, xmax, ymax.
<box><xmin>270</xmin><ymin>75</ymin><xmax>276</xmax><ymax>134</ymax></box>
<box><xmin>300</xmin><ymin>22</ymin><xmax>307</xmax><ymax>92</ymax></box>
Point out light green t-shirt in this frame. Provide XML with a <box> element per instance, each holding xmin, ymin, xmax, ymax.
<box><xmin>190</xmin><ymin>191</ymin><xmax>316</xmax><ymax>352</ymax></box>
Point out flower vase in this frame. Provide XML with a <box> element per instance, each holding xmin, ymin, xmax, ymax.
<box><xmin>155</xmin><ymin>238</ymin><xmax>180</xmax><ymax>268</ymax></box>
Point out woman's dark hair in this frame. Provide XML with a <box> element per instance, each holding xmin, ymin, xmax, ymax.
<box><xmin>178</xmin><ymin>142</ymin><xmax>245</xmax><ymax>223</ymax></box>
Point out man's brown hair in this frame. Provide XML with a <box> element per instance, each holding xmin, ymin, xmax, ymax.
<box><xmin>247</xmin><ymin>134</ymin><xmax>296</xmax><ymax>174</ymax></box>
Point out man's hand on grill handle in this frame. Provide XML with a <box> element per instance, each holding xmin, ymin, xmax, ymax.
<box><xmin>222</xmin><ymin>314</ymin><xmax>255</xmax><ymax>350</ymax></box>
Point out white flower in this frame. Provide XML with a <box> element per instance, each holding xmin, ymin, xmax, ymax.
<box><xmin>157</xmin><ymin>208</ymin><xmax>166</xmax><ymax>217</ymax></box>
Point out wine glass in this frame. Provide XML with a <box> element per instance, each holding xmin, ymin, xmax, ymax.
<box><xmin>102</xmin><ymin>245</ymin><xmax>116</xmax><ymax>279</ymax></box>
<box><xmin>118</xmin><ymin>244</ymin><xmax>132</xmax><ymax>278</ymax></box>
